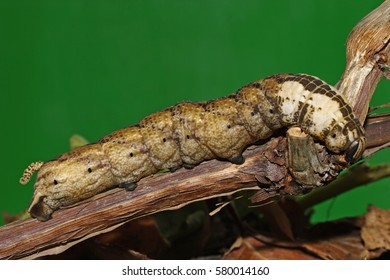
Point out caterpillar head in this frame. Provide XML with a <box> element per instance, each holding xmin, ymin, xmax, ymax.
<box><xmin>345</xmin><ymin>136</ymin><xmax>366</xmax><ymax>163</ymax></box>
<box><xmin>325</xmin><ymin>120</ymin><xmax>366</xmax><ymax>163</ymax></box>
<box><xmin>21</xmin><ymin>144</ymin><xmax>116</xmax><ymax>221</ymax></box>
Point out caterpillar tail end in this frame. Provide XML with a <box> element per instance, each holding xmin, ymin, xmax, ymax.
<box><xmin>19</xmin><ymin>161</ymin><xmax>44</xmax><ymax>185</ymax></box>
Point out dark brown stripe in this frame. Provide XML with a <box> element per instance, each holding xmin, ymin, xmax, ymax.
<box><xmin>298</xmin><ymin>103</ymin><xmax>310</xmax><ymax>124</ymax></box>
<box><xmin>339</xmin><ymin>106</ymin><xmax>350</xmax><ymax>118</ymax></box>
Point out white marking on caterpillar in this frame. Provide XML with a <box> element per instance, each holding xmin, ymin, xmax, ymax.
<box><xmin>21</xmin><ymin>73</ymin><xmax>366</xmax><ymax>221</ymax></box>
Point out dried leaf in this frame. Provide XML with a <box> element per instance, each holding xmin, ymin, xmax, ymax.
<box><xmin>224</xmin><ymin>206</ymin><xmax>390</xmax><ymax>260</ymax></box>
<box><xmin>361</xmin><ymin>205</ymin><xmax>390</xmax><ymax>255</ymax></box>
<box><xmin>2</xmin><ymin>210</ymin><xmax>30</xmax><ymax>224</ymax></box>
<box><xmin>93</xmin><ymin>216</ymin><xmax>170</xmax><ymax>259</ymax></box>
<box><xmin>44</xmin><ymin>216</ymin><xmax>169</xmax><ymax>259</ymax></box>
<box><xmin>224</xmin><ymin>236</ymin><xmax>316</xmax><ymax>260</ymax></box>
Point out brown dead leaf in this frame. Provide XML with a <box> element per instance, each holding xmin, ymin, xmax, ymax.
<box><xmin>223</xmin><ymin>235</ymin><xmax>317</xmax><ymax>260</ymax></box>
<box><xmin>361</xmin><ymin>205</ymin><xmax>390</xmax><ymax>257</ymax></box>
<box><xmin>301</xmin><ymin>221</ymin><xmax>365</xmax><ymax>259</ymax></box>
<box><xmin>2</xmin><ymin>211</ymin><xmax>30</xmax><ymax>224</ymax></box>
<box><xmin>44</xmin><ymin>216</ymin><xmax>170</xmax><ymax>259</ymax></box>
<box><xmin>93</xmin><ymin>216</ymin><xmax>170</xmax><ymax>259</ymax></box>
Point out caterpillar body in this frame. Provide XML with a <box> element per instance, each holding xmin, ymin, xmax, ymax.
<box><xmin>21</xmin><ymin>73</ymin><xmax>366</xmax><ymax>221</ymax></box>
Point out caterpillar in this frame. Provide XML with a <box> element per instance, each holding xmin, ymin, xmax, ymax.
<box><xmin>20</xmin><ymin>73</ymin><xmax>366</xmax><ymax>221</ymax></box>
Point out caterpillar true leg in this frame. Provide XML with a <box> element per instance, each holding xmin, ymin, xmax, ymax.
<box><xmin>118</xmin><ymin>182</ymin><xmax>138</xmax><ymax>192</ymax></box>
<box><xmin>230</xmin><ymin>154</ymin><xmax>245</xmax><ymax>165</ymax></box>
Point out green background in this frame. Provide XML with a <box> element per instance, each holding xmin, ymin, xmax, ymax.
<box><xmin>1</xmin><ymin>0</ymin><xmax>389</xmax><ymax>226</ymax></box>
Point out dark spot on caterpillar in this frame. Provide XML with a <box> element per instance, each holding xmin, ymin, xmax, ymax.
<box><xmin>88</xmin><ymin>168</ymin><xmax>92</xmax><ymax>173</ymax></box>
<box><xmin>343</xmin><ymin>120</ymin><xmax>356</xmax><ymax>136</ymax></box>
<box><xmin>322</xmin><ymin>84</ymin><xmax>331</xmax><ymax>91</ymax></box>
<box><xmin>313</xmin><ymin>79</ymin><xmax>322</xmax><ymax>86</ymax></box>
<box><xmin>332</xmin><ymin>133</ymin><xmax>337</xmax><ymax>138</ymax></box>
<box><xmin>53</xmin><ymin>180</ymin><xmax>58</xmax><ymax>185</ymax></box>
<box><xmin>305</xmin><ymin>83</ymin><xmax>316</xmax><ymax>92</ymax></box>
<box><xmin>251</xmin><ymin>111</ymin><xmax>255</xmax><ymax>116</ymax></box>
<box><xmin>317</xmin><ymin>88</ymin><xmax>327</xmax><ymax>95</ymax></box>
<box><xmin>324</xmin><ymin>89</ymin><xmax>336</xmax><ymax>99</ymax></box>
<box><xmin>227</xmin><ymin>124</ymin><xmax>231</xmax><ymax>129</ymax></box>
<box><xmin>163</xmin><ymin>138</ymin><xmax>166</xmax><ymax>142</ymax></box>
<box><xmin>322</xmin><ymin>127</ymin><xmax>330</xmax><ymax>136</ymax></box>
<box><xmin>299</xmin><ymin>77</ymin><xmax>309</xmax><ymax>87</ymax></box>
<box><xmin>130</xmin><ymin>152</ymin><xmax>134</xmax><ymax>157</ymax></box>
<box><xmin>269</xmin><ymin>109</ymin><xmax>274</xmax><ymax>114</ymax></box>
<box><xmin>340</xmin><ymin>107</ymin><xmax>350</xmax><ymax>118</ymax></box>
<box><xmin>186</xmin><ymin>135</ymin><xmax>190</xmax><ymax>139</ymax></box>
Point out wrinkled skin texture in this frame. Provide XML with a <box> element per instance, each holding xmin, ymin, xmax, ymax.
<box><xmin>26</xmin><ymin>74</ymin><xmax>365</xmax><ymax>221</ymax></box>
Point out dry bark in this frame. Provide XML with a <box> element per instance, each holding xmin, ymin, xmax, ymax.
<box><xmin>0</xmin><ymin>0</ymin><xmax>390</xmax><ymax>260</ymax></box>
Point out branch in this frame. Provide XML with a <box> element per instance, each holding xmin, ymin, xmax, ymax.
<box><xmin>337</xmin><ymin>0</ymin><xmax>390</xmax><ymax>122</ymax></box>
<box><xmin>0</xmin><ymin>1</ymin><xmax>390</xmax><ymax>260</ymax></box>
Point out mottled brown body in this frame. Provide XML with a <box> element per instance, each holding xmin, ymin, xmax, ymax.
<box><xmin>21</xmin><ymin>74</ymin><xmax>366</xmax><ymax>221</ymax></box>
